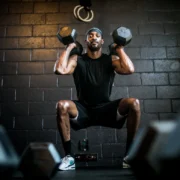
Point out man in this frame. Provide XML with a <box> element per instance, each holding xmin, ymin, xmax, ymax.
<box><xmin>54</xmin><ymin>27</ymin><xmax>141</xmax><ymax>171</ymax></box>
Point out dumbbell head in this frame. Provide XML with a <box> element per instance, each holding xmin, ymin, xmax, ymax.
<box><xmin>112</xmin><ymin>26</ymin><xmax>132</xmax><ymax>46</ymax></box>
<box><xmin>159</xmin><ymin>117</ymin><xmax>180</xmax><ymax>177</ymax></box>
<box><xmin>19</xmin><ymin>142</ymin><xmax>61</xmax><ymax>179</ymax></box>
<box><xmin>127</xmin><ymin>120</ymin><xmax>176</xmax><ymax>179</ymax></box>
<box><xmin>57</xmin><ymin>26</ymin><xmax>77</xmax><ymax>45</ymax></box>
<box><xmin>0</xmin><ymin>125</ymin><xmax>20</xmax><ymax>179</ymax></box>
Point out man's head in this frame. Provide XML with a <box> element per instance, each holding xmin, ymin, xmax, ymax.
<box><xmin>86</xmin><ymin>27</ymin><xmax>103</xmax><ymax>38</ymax></box>
<box><xmin>85</xmin><ymin>27</ymin><xmax>104</xmax><ymax>52</ymax></box>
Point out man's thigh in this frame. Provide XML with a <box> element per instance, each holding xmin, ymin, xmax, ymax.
<box><xmin>70</xmin><ymin>100</ymin><xmax>91</xmax><ymax>131</ymax></box>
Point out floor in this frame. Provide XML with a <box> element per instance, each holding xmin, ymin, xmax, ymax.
<box><xmin>54</xmin><ymin>168</ymin><xmax>136</xmax><ymax>180</ymax></box>
<box><xmin>11</xmin><ymin>167</ymin><xmax>137</xmax><ymax>180</ymax></box>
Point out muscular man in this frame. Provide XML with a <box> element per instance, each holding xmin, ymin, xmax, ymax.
<box><xmin>54</xmin><ymin>27</ymin><xmax>141</xmax><ymax>170</ymax></box>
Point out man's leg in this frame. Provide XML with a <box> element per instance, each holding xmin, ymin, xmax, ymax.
<box><xmin>56</xmin><ymin>100</ymin><xmax>78</xmax><ymax>170</ymax></box>
<box><xmin>56</xmin><ymin>100</ymin><xmax>78</xmax><ymax>155</ymax></box>
<box><xmin>118</xmin><ymin>98</ymin><xmax>141</xmax><ymax>156</ymax></box>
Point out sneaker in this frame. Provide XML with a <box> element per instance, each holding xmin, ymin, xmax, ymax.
<box><xmin>58</xmin><ymin>155</ymin><xmax>75</xmax><ymax>171</ymax></box>
<box><xmin>122</xmin><ymin>156</ymin><xmax>131</xmax><ymax>168</ymax></box>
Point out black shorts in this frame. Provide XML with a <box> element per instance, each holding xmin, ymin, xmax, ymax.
<box><xmin>70</xmin><ymin>99</ymin><xmax>127</xmax><ymax>130</ymax></box>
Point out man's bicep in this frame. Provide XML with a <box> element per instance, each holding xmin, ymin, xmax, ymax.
<box><xmin>111</xmin><ymin>56</ymin><xmax>127</xmax><ymax>74</ymax></box>
<box><xmin>67</xmin><ymin>55</ymin><xmax>78</xmax><ymax>74</ymax></box>
<box><xmin>53</xmin><ymin>55</ymin><xmax>77</xmax><ymax>75</ymax></box>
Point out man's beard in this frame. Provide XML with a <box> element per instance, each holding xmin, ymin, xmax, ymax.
<box><xmin>89</xmin><ymin>45</ymin><xmax>101</xmax><ymax>51</ymax></box>
<box><xmin>88</xmin><ymin>41</ymin><xmax>101</xmax><ymax>51</ymax></box>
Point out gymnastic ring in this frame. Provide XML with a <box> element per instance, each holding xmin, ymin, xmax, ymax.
<box><xmin>73</xmin><ymin>5</ymin><xmax>81</xmax><ymax>19</ymax></box>
<box><xmin>76</xmin><ymin>6</ymin><xmax>94</xmax><ymax>22</ymax></box>
<box><xmin>74</xmin><ymin>5</ymin><xmax>89</xmax><ymax>19</ymax></box>
<box><xmin>73</xmin><ymin>5</ymin><xmax>90</xmax><ymax>20</ymax></box>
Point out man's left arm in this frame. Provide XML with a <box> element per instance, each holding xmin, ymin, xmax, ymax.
<box><xmin>112</xmin><ymin>46</ymin><xmax>135</xmax><ymax>74</ymax></box>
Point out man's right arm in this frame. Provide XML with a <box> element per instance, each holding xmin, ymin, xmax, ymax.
<box><xmin>54</xmin><ymin>43</ymin><xmax>78</xmax><ymax>75</ymax></box>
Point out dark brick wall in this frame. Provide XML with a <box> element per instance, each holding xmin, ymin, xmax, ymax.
<box><xmin>0</xmin><ymin>0</ymin><xmax>180</xmax><ymax>167</ymax></box>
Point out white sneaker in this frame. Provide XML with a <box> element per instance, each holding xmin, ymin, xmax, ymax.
<box><xmin>58</xmin><ymin>155</ymin><xmax>75</xmax><ymax>171</ymax></box>
<box><xmin>122</xmin><ymin>156</ymin><xmax>131</xmax><ymax>168</ymax></box>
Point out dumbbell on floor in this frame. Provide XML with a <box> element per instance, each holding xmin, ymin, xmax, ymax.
<box><xmin>0</xmin><ymin>125</ymin><xmax>19</xmax><ymax>180</ymax></box>
<box><xmin>127</xmin><ymin>120</ymin><xmax>177</xmax><ymax>179</ymax></box>
<box><xmin>57</xmin><ymin>26</ymin><xmax>83</xmax><ymax>56</ymax></box>
<box><xmin>158</xmin><ymin>117</ymin><xmax>180</xmax><ymax>177</ymax></box>
<box><xmin>19</xmin><ymin>142</ymin><xmax>61</xmax><ymax>179</ymax></box>
<box><xmin>109</xmin><ymin>26</ymin><xmax>132</xmax><ymax>55</ymax></box>
<box><xmin>0</xmin><ymin>126</ymin><xmax>62</xmax><ymax>180</ymax></box>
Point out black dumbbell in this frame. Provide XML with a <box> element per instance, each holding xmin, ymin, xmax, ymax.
<box><xmin>109</xmin><ymin>26</ymin><xmax>132</xmax><ymax>55</ymax></box>
<box><xmin>57</xmin><ymin>26</ymin><xmax>83</xmax><ymax>56</ymax></box>
<box><xmin>158</xmin><ymin>117</ymin><xmax>180</xmax><ymax>178</ymax></box>
<box><xmin>19</xmin><ymin>142</ymin><xmax>61</xmax><ymax>179</ymax></box>
<box><xmin>127</xmin><ymin>120</ymin><xmax>177</xmax><ymax>179</ymax></box>
<box><xmin>0</xmin><ymin>125</ymin><xmax>20</xmax><ymax>180</ymax></box>
<box><xmin>112</xmin><ymin>26</ymin><xmax>132</xmax><ymax>46</ymax></box>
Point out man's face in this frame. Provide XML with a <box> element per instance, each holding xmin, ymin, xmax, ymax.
<box><xmin>86</xmin><ymin>31</ymin><xmax>104</xmax><ymax>51</ymax></box>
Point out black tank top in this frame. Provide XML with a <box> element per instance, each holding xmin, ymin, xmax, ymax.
<box><xmin>73</xmin><ymin>53</ymin><xmax>115</xmax><ymax>106</ymax></box>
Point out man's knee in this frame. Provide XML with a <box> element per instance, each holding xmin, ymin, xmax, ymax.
<box><xmin>129</xmin><ymin>98</ymin><xmax>140</xmax><ymax>111</ymax></box>
<box><xmin>56</xmin><ymin>100</ymin><xmax>70</xmax><ymax>114</ymax></box>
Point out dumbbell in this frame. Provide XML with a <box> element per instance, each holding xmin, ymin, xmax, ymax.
<box><xmin>57</xmin><ymin>26</ymin><xmax>83</xmax><ymax>56</ymax></box>
<box><xmin>158</xmin><ymin>117</ymin><xmax>180</xmax><ymax>177</ymax></box>
<box><xmin>109</xmin><ymin>26</ymin><xmax>132</xmax><ymax>55</ymax></box>
<box><xmin>19</xmin><ymin>142</ymin><xmax>61</xmax><ymax>179</ymax></box>
<box><xmin>0</xmin><ymin>125</ymin><xmax>20</xmax><ymax>180</ymax></box>
<box><xmin>127</xmin><ymin>120</ymin><xmax>177</xmax><ymax>179</ymax></box>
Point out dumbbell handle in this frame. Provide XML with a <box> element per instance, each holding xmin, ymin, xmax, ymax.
<box><xmin>108</xmin><ymin>43</ymin><xmax>124</xmax><ymax>56</ymax></box>
<box><xmin>69</xmin><ymin>41</ymin><xmax>83</xmax><ymax>56</ymax></box>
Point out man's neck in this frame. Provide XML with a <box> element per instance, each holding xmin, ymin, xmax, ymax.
<box><xmin>87</xmin><ymin>49</ymin><xmax>102</xmax><ymax>59</ymax></box>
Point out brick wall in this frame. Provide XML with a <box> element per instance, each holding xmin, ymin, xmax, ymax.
<box><xmin>0</xmin><ymin>0</ymin><xmax>180</xmax><ymax>167</ymax></box>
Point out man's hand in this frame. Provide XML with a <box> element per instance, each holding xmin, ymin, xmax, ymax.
<box><xmin>112</xmin><ymin>43</ymin><xmax>124</xmax><ymax>51</ymax></box>
<box><xmin>66</xmin><ymin>42</ymin><xmax>77</xmax><ymax>51</ymax></box>
<box><xmin>59</xmin><ymin>42</ymin><xmax>77</xmax><ymax>70</ymax></box>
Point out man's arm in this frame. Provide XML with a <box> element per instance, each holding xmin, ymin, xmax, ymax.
<box><xmin>54</xmin><ymin>43</ymin><xmax>78</xmax><ymax>75</ymax></box>
<box><xmin>112</xmin><ymin>46</ymin><xmax>135</xmax><ymax>75</ymax></box>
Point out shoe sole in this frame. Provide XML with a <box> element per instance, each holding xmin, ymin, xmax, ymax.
<box><xmin>122</xmin><ymin>162</ymin><xmax>131</xmax><ymax>168</ymax></box>
<box><xmin>59</xmin><ymin>165</ymin><xmax>76</xmax><ymax>171</ymax></box>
